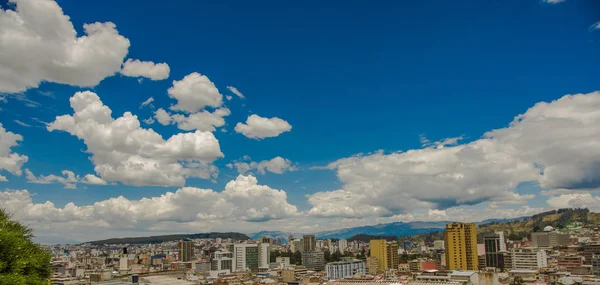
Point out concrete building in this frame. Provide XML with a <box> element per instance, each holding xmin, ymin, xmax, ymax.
<box><xmin>276</xmin><ymin>257</ymin><xmax>290</xmax><ymax>268</ymax></box>
<box><xmin>178</xmin><ymin>240</ymin><xmax>193</xmax><ymax>262</ymax></box>
<box><xmin>484</xmin><ymin>232</ymin><xmax>506</xmax><ymax>270</ymax></box>
<box><xmin>211</xmin><ymin>251</ymin><xmax>233</xmax><ymax>271</ymax></box>
<box><xmin>326</xmin><ymin>259</ymin><xmax>366</xmax><ymax>280</ymax></box>
<box><xmin>291</xmin><ymin>239</ymin><xmax>304</xmax><ymax>253</ymax></box>
<box><xmin>592</xmin><ymin>254</ymin><xmax>600</xmax><ymax>276</ymax></box>
<box><xmin>366</xmin><ymin>256</ymin><xmax>378</xmax><ymax>275</ymax></box>
<box><xmin>233</xmin><ymin>243</ymin><xmax>259</xmax><ymax>272</ymax></box>
<box><xmin>301</xmin><ymin>251</ymin><xmax>325</xmax><ymax>271</ymax></box>
<box><xmin>258</xmin><ymin>243</ymin><xmax>269</xmax><ymax>270</ymax></box>
<box><xmin>531</xmin><ymin>232</ymin><xmax>570</xmax><ymax>248</ymax></box>
<box><xmin>511</xmin><ymin>247</ymin><xmax>547</xmax><ymax>269</ymax></box>
<box><xmin>369</xmin><ymin>240</ymin><xmax>399</xmax><ymax>273</ymax></box>
<box><xmin>338</xmin><ymin>239</ymin><xmax>348</xmax><ymax>254</ymax></box>
<box><xmin>387</xmin><ymin>242</ymin><xmax>399</xmax><ymax>271</ymax></box>
<box><xmin>303</xmin><ymin>235</ymin><xmax>316</xmax><ymax>252</ymax></box>
<box><xmin>444</xmin><ymin>222</ymin><xmax>478</xmax><ymax>270</ymax></box>
<box><xmin>584</xmin><ymin>244</ymin><xmax>600</xmax><ymax>265</ymax></box>
<box><xmin>434</xmin><ymin>240</ymin><xmax>445</xmax><ymax>250</ymax></box>
<box><xmin>557</xmin><ymin>254</ymin><xmax>584</xmax><ymax>273</ymax></box>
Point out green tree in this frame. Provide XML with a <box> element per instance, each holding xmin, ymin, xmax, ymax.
<box><xmin>0</xmin><ymin>209</ymin><xmax>51</xmax><ymax>285</ymax></box>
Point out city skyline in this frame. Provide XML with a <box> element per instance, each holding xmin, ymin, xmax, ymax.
<box><xmin>0</xmin><ymin>0</ymin><xmax>600</xmax><ymax>244</ymax></box>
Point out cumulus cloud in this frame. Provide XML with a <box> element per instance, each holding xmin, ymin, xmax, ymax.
<box><xmin>154</xmin><ymin>108</ymin><xmax>231</xmax><ymax>132</ymax></box>
<box><xmin>547</xmin><ymin>193</ymin><xmax>600</xmax><ymax>211</ymax></box>
<box><xmin>235</xmin><ymin>115</ymin><xmax>292</xmax><ymax>139</ymax></box>
<box><xmin>590</xmin><ymin>22</ymin><xmax>600</xmax><ymax>31</ymax></box>
<box><xmin>168</xmin><ymin>72</ymin><xmax>223</xmax><ymax>113</ymax></box>
<box><xmin>0</xmin><ymin>123</ymin><xmax>28</xmax><ymax>177</ymax></box>
<box><xmin>308</xmin><ymin>91</ymin><xmax>600</xmax><ymax>218</ymax></box>
<box><xmin>0</xmin><ymin>0</ymin><xmax>130</xmax><ymax>93</ymax></box>
<box><xmin>226</xmin><ymin>86</ymin><xmax>245</xmax><ymax>99</ymax></box>
<box><xmin>121</xmin><ymin>59</ymin><xmax>169</xmax><ymax>80</ymax></box>
<box><xmin>0</xmin><ymin>175</ymin><xmax>298</xmax><ymax>239</ymax></box>
<box><xmin>25</xmin><ymin>169</ymin><xmax>107</xmax><ymax>188</ymax></box>
<box><xmin>47</xmin><ymin>91</ymin><xmax>224</xmax><ymax>186</ymax></box>
<box><xmin>227</xmin><ymin>156</ymin><xmax>296</xmax><ymax>175</ymax></box>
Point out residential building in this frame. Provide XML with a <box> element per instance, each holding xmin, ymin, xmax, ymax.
<box><xmin>366</xmin><ymin>256</ymin><xmax>378</xmax><ymax>275</ymax></box>
<box><xmin>557</xmin><ymin>254</ymin><xmax>584</xmax><ymax>273</ymax></box>
<box><xmin>301</xmin><ymin>251</ymin><xmax>325</xmax><ymax>271</ymax></box>
<box><xmin>387</xmin><ymin>242</ymin><xmax>399</xmax><ymax>271</ymax></box>
<box><xmin>444</xmin><ymin>222</ymin><xmax>478</xmax><ymax>270</ymax></box>
<box><xmin>291</xmin><ymin>239</ymin><xmax>304</xmax><ymax>253</ymax></box>
<box><xmin>276</xmin><ymin>257</ymin><xmax>290</xmax><ymax>268</ymax></box>
<box><xmin>511</xmin><ymin>248</ymin><xmax>547</xmax><ymax>269</ymax></box>
<box><xmin>369</xmin><ymin>239</ymin><xmax>399</xmax><ymax>273</ymax></box>
<box><xmin>234</xmin><ymin>243</ymin><xmax>259</xmax><ymax>272</ymax></box>
<box><xmin>339</xmin><ymin>239</ymin><xmax>348</xmax><ymax>254</ymax></box>
<box><xmin>584</xmin><ymin>244</ymin><xmax>600</xmax><ymax>265</ymax></box>
<box><xmin>303</xmin><ymin>235</ymin><xmax>316</xmax><ymax>252</ymax></box>
<box><xmin>484</xmin><ymin>232</ymin><xmax>506</xmax><ymax>270</ymax></box>
<box><xmin>434</xmin><ymin>240</ymin><xmax>445</xmax><ymax>250</ymax></box>
<box><xmin>592</xmin><ymin>254</ymin><xmax>600</xmax><ymax>276</ymax></box>
<box><xmin>210</xmin><ymin>251</ymin><xmax>233</xmax><ymax>271</ymax></box>
<box><xmin>326</xmin><ymin>259</ymin><xmax>366</xmax><ymax>279</ymax></box>
<box><xmin>531</xmin><ymin>232</ymin><xmax>570</xmax><ymax>248</ymax></box>
<box><xmin>258</xmin><ymin>243</ymin><xmax>269</xmax><ymax>269</ymax></box>
<box><xmin>178</xmin><ymin>240</ymin><xmax>193</xmax><ymax>262</ymax></box>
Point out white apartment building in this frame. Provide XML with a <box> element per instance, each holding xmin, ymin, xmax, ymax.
<box><xmin>339</xmin><ymin>239</ymin><xmax>348</xmax><ymax>254</ymax></box>
<box><xmin>511</xmin><ymin>248</ymin><xmax>547</xmax><ymax>269</ymax></box>
<box><xmin>258</xmin><ymin>243</ymin><xmax>269</xmax><ymax>270</ymax></box>
<box><xmin>276</xmin><ymin>257</ymin><xmax>290</xmax><ymax>268</ymax></box>
<box><xmin>326</xmin><ymin>259</ymin><xmax>366</xmax><ymax>280</ymax></box>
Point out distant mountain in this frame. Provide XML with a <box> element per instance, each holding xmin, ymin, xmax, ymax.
<box><xmin>249</xmin><ymin>231</ymin><xmax>294</xmax><ymax>243</ymax></box>
<box><xmin>315</xmin><ymin>221</ymin><xmax>449</xmax><ymax>240</ymax></box>
<box><xmin>88</xmin><ymin>232</ymin><xmax>250</xmax><ymax>245</ymax></box>
<box><xmin>348</xmin><ymin>234</ymin><xmax>397</xmax><ymax>242</ymax></box>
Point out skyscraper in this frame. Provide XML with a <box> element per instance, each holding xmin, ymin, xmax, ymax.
<box><xmin>234</xmin><ymin>243</ymin><xmax>259</xmax><ymax>272</ymax></box>
<box><xmin>444</xmin><ymin>222</ymin><xmax>478</xmax><ymax>270</ymax></box>
<box><xmin>303</xmin><ymin>235</ymin><xmax>316</xmax><ymax>252</ymax></box>
<box><xmin>179</xmin><ymin>240</ymin><xmax>193</xmax><ymax>262</ymax></box>
<box><xmin>369</xmin><ymin>239</ymin><xmax>399</xmax><ymax>273</ymax></box>
<box><xmin>483</xmin><ymin>232</ymin><xmax>505</xmax><ymax>270</ymax></box>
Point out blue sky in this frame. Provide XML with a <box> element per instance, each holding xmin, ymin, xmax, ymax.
<box><xmin>0</xmin><ymin>0</ymin><xmax>599</xmax><ymax>243</ymax></box>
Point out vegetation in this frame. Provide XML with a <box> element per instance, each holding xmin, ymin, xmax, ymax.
<box><xmin>0</xmin><ymin>209</ymin><xmax>51</xmax><ymax>284</ymax></box>
<box><xmin>88</xmin><ymin>232</ymin><xmax>250</xmax><ymax>245</ymax></box>
<box><xmin>270</xmin><ymin>250</ymin><xmax>302</xmax><ymax>265</ymax></box>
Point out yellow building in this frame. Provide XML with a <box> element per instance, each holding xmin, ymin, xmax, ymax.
<box><xmin>369</xmin><ymin>239</ymin><xmax>399</xmax><ymax>274</ymax></box>
<box><xmin>444</xmin><ymin>222</ymin><xmax>478</xmax><ymax>270</ymax></box>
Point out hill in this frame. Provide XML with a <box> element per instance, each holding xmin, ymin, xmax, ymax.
<box><xmin>88</xmin><ymin>232</ymin><xmax>250</xmax><ymax>245</ymax></box>
<box><xmin>315</xmin><ymin>221</ymin><xmax>448</xmax><ymax>240</ymax></box>
<box><xmin>348</xmin><ymin>234</ymin><xmax>397</xmax><ymax>242</ymax></box>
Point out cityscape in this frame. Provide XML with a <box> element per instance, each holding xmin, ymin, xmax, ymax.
<box><xmin>1</xmin><ymin>0</ymin><xmax>599</xmax><ymax>284</ymax></box>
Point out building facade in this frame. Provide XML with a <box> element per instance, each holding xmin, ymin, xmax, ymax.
<box><xmin>210</xmin><ymin>251</ymin><xmax>233</xmax><ymax>271</ymax></box>
<box><xmin>326</xmin><ymin>259</ymin><xmax>366</xmax><ymax>280</ymax></box>
<box><xmin>301</xmin><ymin>251</ymin><xmax>325</xmax><ymax>271</ymax></box>
<box><xmin>303</xmin><ymin>235</ymin><xmax>316</xmax><ymax>252</ymax></box>
<box><xmin>444</xmin><ymin>222</ymin><xmax>478</xmax><ymax>270</ymax></box>
<box><xmin>178</xmin><ymin>240</ymin><xmax>193</xmax><ymax>262</ymax></box>
<box><xmin>483</xmin><ymin>232</ymin><xmax>506</xmax><ymax>270</ymax></box>
<box><xmin>531</xmin><ymin>232</ymin><xmax>569</xmax><ymax>248</ymax></box>
<box><xmin>234</xmin><ymin>243</ymin><xmax>259</xmax><ymax>272</ymax></box>
<box><xmin>584</xmin><ymin>244</ymin><xmax>600</xmax><ymax>265</ymax></box>
<box><xmin>511</xmin><ymin>248</ymin><xmax>547</xmax><ymax>269</ymax></box>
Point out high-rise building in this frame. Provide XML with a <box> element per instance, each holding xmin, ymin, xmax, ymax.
<box><xmin>483</xmin><ymin>232</ymin><xmax>506</xmax><ymax>270</ymax></box>
<box><xmin>326</xmin><ymin>259</ymin><xmax>366</xmax><ymax>280</ymax></box>
<box><xmin>292</xmin><ymin>240</ymin><xmax>304</xmax><ymax>253</ymax></box>
<box><xmin>369</xmin><ymin>239</ymin><xmax>399</xmax><ymax>273</ymax></box>
<box><xmin>338</xmin><ymin>239</ymin><xmax>348</xmax><ymax>254</ymax></box>
<box><xmin>179</xmin><ymin>240</ymin><xmax>193</xmax><ymax>262</ymax></box>
<box><xmin>258</xmin><ymin>243</ymin><xmax>270</xmax><ymax>269</ymax></box>
<box><xmin>211</xmin><ymin>251</ymin><xmax>233</xmax><ymax>271</ymax></box>
<box><xmin>234</xmin><ymin>243</ymin><xmax>259</xmax><ymax>272</ymax></box>
<box><xmin>444</xmin><ymin>222</ymin><xmax>478</xmax><ymax>270</ymax></box>
<box><xmin>302</xmin><ymin>251</ymin><xmax>325</xmax><ymax>271</ymax></box>
<box><xmin>303</xmin><ymin>235</ymin><xmax>316</xmax><ymax>252</ymax></box>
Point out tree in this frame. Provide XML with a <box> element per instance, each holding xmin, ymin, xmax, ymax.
<box><xmin>0</xmin><ymin>209</ymin><xmax>51</xmax><ymax>285</ymax></box>
<box><xmin>510</xmin><ymin>276</ymin><xmax>524</xmax><ymax>285</ymax></box>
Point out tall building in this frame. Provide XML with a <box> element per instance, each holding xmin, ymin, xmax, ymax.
<box><xmin>366</xmin><ymin>256</ymin><xmax>378</xmax><ymax>275</ymax></box>
<box><xmin>179</xmin><ymin>240</ymin><xmax>193</xmax><ymax>262</ymax></box>
<box><xmin>234</xmin><ymin>243</ymin><xmax>259</xmax><ymax>272</ymax></box>
<box><xmin>326</xmin><ymin>259</ymin><xmax>366</xmax><ymax>280</ymax></box>
<box><xmin>531</xmin><ymin>232</ymin><xmax>569</xmax><ymax>248</ymax></box>
<box><xmin>302</xmin><ymin>251</ymin><xmax>325</xmax><ymax>271</ymax></box>
<box><xmin>369</xmin><ymin>239</ymin><xmax>399</xmax><ymax>273</ymax></box>
<box><xmin>258</xmin><ymin>243</ymin><xmax>270</xmax><ymax>269</ymax></box>
<box><xmin>211</xmin><ymin>251</ymin><xmax>233</xmax><ymax>271</ymax></box>
<box><xmin>338</xmin><ymin>239</ymin><xmax>348</xmax><ymax>254</ymax></box>
<box><xmin>444</xmin><ymin>222</ymin><xmax>478</xmax><ymax>270</ymax></box>
<box><xmin>584</xmin><ymin>244</ymin><xmax>600</xmax><ymax>265</ymax></box>
<box><xmin>292</xmin><ymin>240</ymin><xmax>304</xmax><ymax>253</ymax></box>
<box><xmin>304</xmin><ymin>235</ymin><xmax>316</xmax><ymax>252</ymax></box>
<box><xmin>483</xmin><ymin>232</ymin><xmax>506</xmax><ymax>270</ymax></box>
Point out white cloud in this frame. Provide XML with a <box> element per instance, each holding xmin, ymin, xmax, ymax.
<box><xmin>0</xmin><ymin>175</ymin><xmax>7</xmax><ymax>182</ymax></box>
<box><xmin>590</xmin><ymin>22</ymin><xmax>600</xmax><ymax>31</ymax></box>
<box><xmin>308</xmin><ymin>91</ymin><xmax>600</xmax><ymax>218</ymax></box>
<box><xmin>121</xmin><ymin>59</ymin><xmax>169</xmax><ymax>80</ymax></box>
<box><xmin>14</xmin><ymin>120</ymin><xmax>31</xmax><ymax>127</ymax></box>
<box><xmin>154</xmin><ymin>108</ymin><xmax>231</xmax><ymax>132</ymax></box>
<box><xmin>168</xmin><ymin>72</ymin><xmax>223</xmax><ymax>113</ymax></box>
<box><xmin>0</xmin><ymin>0</ymin><xmax>130</xmax><ymax>93</ymax></box>
<box><xmin>140</xmin><ymin>97</ymin><xmax>154</xmax><ymax>109</ymax></box>
<box><xmin>0</xmin><ymin>123</ymin><xmax>28</xmax><ymax>177</ymax></box>
<box><xmin>547</xmin><ymin>193</ymin><xmax>600</xmax><ymax>211</ymax></box>
<box><xmin>47</xmin><ymin>91</ymin><xmax>224</xmax><ymax>186</ymax></box>
<box><xmin>25</xmin><ymin>169</ymin><xmax>107</xmax><ymax>188</ymax></box>
<box><xmin>226</xmin><ymin>86</ymin><xmax>245</xmax><ymax>99</ymax></box>
<box><xmin>542</xmin><ymin>0</ymin><xmax>565</xmax><ymax>3</ymax></box>
<box><xmin>235</xmin><ymin>114</ymin><xmax>292</xmax><ymax>139</ymax></box>
<box><xmin>228</xmin><ymin>156</ymin><xmax>296</xmax><ymax>175</ymax></box>
<box><xmin>0</xmin><ymin>175</ymin><xmax>298</xmax><ymax>240</ymax></box>
<box><xmin>226</xmin><ymin>95</ymin><xmax>233</xmax><ymax>101</ymax></box>
<box><xmin>142</xmin><ymin>117</ymin><xmax>155</xmax><ymax>125</ymax></box>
